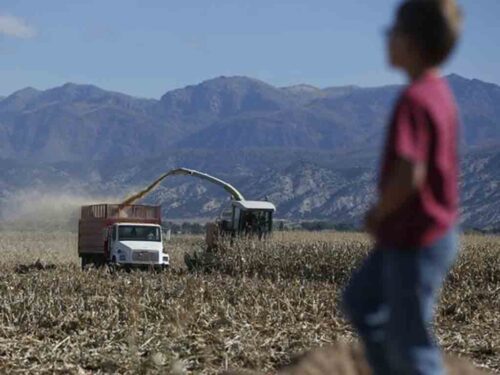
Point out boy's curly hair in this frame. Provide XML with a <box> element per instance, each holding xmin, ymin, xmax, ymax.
<box><xmin>396</xmin><ymin>0</ymin><xmax>463</xmax><ymax>65</ymax></box>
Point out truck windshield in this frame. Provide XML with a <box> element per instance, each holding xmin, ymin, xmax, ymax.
<box><xmin>118</xmin><ymin>226</ymin><xmax>161</xmax><ymax>242</ymax></box>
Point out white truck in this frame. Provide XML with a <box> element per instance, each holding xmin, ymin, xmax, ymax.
<box><xmin>78</xmin><ymin>204</ymin><xmax>169</xmax><ymax>270</ymax></box>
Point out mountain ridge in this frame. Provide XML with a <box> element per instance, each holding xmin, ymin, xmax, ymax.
<box><xmin>1</xmin><ymin>73</ymin><xmax>499</xmax><ymax>162</ymax></box>
<box><xmin>8</xmin><ymin>73</ymin><xmax>496</xmax><ymax>100</ymax></box>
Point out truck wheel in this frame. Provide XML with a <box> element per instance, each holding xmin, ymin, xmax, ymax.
<box><xmin>81</xmin><ymin>256</ymin><xmax>87</xmax><ymax>270</ymax></box>
<box><xmin>81</xmin><ymin>255</ymin><xmax>95</xmax><ymax>270</ymax></box>
<box><xmin>97</xmin><ymin>255</ymin><xmax>107</xmax><ymax>268</ymax></box>
<box><xmin>81</xmin><ymin>255</ymin><xmax>106</xmax><ymax>270</ymax></box>
<box><xmin>107</xmin><ymin>256</ymin><xmax>117</xmax><ymax>274</ymax></box>
<box><xmin>153</xmin><ymin>264</ymin><xmax>169</xmax><ymax>273</ymax></box>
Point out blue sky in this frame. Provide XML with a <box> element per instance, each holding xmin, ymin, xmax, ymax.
<box><xmin>1</xmin><ymin>0</ymin><xmax>499</xmax><ymax>98</ymax></box>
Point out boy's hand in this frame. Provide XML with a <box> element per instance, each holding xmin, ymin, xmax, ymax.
<box><xmin>366</xmin><ymin>157</ymin><xmax>426</xmax><ymax>237</ymax></box>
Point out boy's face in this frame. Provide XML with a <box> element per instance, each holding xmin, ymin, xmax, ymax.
<box><xmin>386</xmin><ymin>23</ymin><xmax>415</xmax><ymax>70</ymax></box>
<box><xmin>387</xmin><ymin>26</ymin><xmax>407</xmax><ymax>68</ymax></box>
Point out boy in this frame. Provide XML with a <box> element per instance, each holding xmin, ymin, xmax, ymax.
<box><xmin>342</xmin><ymin>0</ymin><xmax>463</xmax><ymax>374</ymax></box>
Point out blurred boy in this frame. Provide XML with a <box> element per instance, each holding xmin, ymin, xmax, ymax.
<box><xmin>342</xmin><ymin>0</ymin><xmax>463</xmax><ymax>374</ymax></box>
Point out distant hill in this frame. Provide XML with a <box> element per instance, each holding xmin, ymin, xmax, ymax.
<box><xmin>0</xmin><ymin>74</ymin><xmax>499</xmax><ymax>229</ymax></box>
<box><xmin>0</xmin><ymin>83</ymin><xmax>162</xmax><ymax>162</ymax></box>
<box><xmin>1</xmin><ymin>74</ymin><xmax>500</xmax><ymax>162</ymax></box>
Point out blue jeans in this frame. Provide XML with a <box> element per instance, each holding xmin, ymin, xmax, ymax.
<box><xmin>342</xmin><ymin>228</ymin><xmax>458</xmax><ymax>375</ymax></box>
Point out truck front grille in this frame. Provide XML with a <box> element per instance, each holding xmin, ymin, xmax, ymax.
<box><xmin>132</xmin><ymin>250</ymin><xmax>159</xmax><ymax>263</ymax></box>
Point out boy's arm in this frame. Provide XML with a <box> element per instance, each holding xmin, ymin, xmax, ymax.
<box><xmin>367</xmin><ymin>157</ymin><xmax>426</xmax><ymax>232</ymax></box>
<box><xmin>366</xmin><ymin>93</ymin><xmax>431</xmax><ymax>233</ymax></box>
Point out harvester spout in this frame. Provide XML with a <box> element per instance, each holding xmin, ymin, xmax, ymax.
<box><xmin>167</xmin><ymin>168</ymin><xmax>245</xmax><ymax>201</ymax></box>
<box><xmin>121</xmin><ymin>167</ymin><xmax>245</xmax><ymax>205</ymax></box>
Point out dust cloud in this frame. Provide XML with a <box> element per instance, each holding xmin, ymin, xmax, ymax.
<box><xmin>0</xmin><ymin>190</ymin><xmax>118</xmax><ymax>231</ymax></box>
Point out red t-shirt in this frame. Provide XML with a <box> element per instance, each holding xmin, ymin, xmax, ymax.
<box><xmin>377</xmin><ymin>72</ymin><xmax>459</xmax><ymax>248</ymax></box>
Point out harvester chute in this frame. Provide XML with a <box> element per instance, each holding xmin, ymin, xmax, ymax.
<box><xmin>121</xmin><ymin>168</ymin><xmax>245</xmax><ymax>205</ymax></box>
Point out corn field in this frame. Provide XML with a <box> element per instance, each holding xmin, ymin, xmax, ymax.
<box><xmin>0</xmin><ymin>231</ymin><xmax>498</xmax><ymax>374</ymax></box>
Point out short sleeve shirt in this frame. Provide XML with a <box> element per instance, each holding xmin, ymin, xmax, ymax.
<box><xmin>377</xmin><ymin>73</ymin><xmax>459</xmax><ymax>248</ymax></box>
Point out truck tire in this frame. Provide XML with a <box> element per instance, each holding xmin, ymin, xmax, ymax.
<box><xmin>94</xmin><ymin>254</ymin><xmax>106</xmax><ymax>268</ymax></box>
<box><xmin>81</xmin><ymin>255</ymin><xmax>93</xmax><ymax>270</ymax></box>
<box><xmin>81</xmin><ymin>254</ymin><xmax>106</xmax><ymax>270</ymax></box>
<box><xmin>106</xmin><ymin>256</ymin><xmax>117</xmax><ymax>274</ymax></box>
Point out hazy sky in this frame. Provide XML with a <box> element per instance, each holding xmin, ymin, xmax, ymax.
<box><xmin>1</xmin><ymin>0</ymin><xmax>499</xmax><ymax>98</ymax></box>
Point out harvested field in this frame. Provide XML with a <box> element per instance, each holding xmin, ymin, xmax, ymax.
<box><xmin>0</xmin><ymin>231</ymin><xmax>498</xmax><ymax>374</ymax></box>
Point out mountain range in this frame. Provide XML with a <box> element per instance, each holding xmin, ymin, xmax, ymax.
<box><xmin>0</xmin><ymin>74</ymin><xmax>499</xmax><ymax>230</ymax></box>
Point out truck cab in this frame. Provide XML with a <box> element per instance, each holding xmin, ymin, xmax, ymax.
<box><xmin>106</xmin><ymin>223</ymin><xmax>169</xmax><ymax>268</ymax></box>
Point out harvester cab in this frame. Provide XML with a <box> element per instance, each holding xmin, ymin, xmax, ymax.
<box><xmin>219</xmin><ymin>200</ymin><xmax>275</xmax><ymax>235</ymax></box>
<box><xmin>205</xmin><ymin>199</ymin><xmax>276</xmax><ymax>250</ymax></box>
